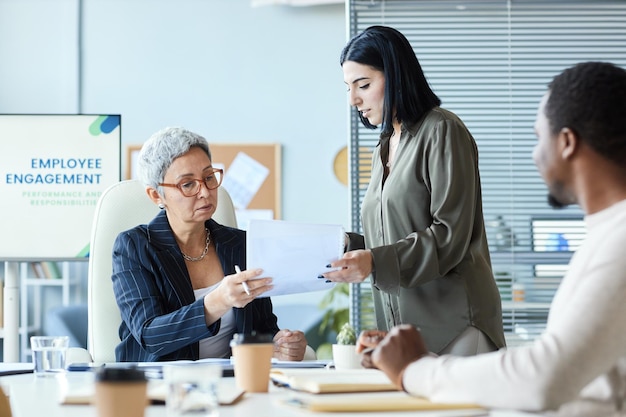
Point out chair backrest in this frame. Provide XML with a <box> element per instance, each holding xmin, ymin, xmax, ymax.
<box><xmin>87</xmin><ymin>179</ymin><xmax>237</xmax><ymax>363</ymax></box>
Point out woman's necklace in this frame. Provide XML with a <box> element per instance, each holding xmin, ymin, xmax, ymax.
<box><xmin>181</xmin><ymin>228</ymin><xmax>211</xmax><ymax>262</ymax></box>
<box><xmin>386</xmin><ymin>130</ymin><xmax>401</xmax><ymax>168</ymax></box>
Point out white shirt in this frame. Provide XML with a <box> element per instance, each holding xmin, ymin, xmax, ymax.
<box><xmin>194</xmin><ymin>283</ymin><xmax>236</xmax><ymax>359</ymax></box>
<box><xmin>403</xmin><ymin>199</ymin><xmax>626</xmax><ymax>415</ymax></box>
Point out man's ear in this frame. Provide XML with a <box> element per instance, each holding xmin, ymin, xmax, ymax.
<box><xmin>146</xmin><ymin>187</ymin><xmax>162</xmax><ymax>206</ymax></box>
<box><xmin>559</xmin><ymin>127</ymin><xmax>579</xmax><ymax>160</ymax></box>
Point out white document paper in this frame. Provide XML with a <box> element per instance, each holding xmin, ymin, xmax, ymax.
<box><xmin>246</xmin><ymin>219</ymin><xmax>344</xmax><ymax>297</ymax></box>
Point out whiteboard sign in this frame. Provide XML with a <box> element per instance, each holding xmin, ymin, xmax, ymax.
<box><xmin>0</xmin><ymin>114</ymin><xmax>121</xmax><ymax>260</ymax></box>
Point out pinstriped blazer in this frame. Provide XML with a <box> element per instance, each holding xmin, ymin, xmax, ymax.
<box><xmin>112</xmin><ymin>210</ymin><xmax>279</xmax><ymax>362</ymax></box>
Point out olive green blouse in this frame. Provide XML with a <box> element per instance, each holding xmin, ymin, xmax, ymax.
<box><xmin>353</xmin><ymin>107</ymin><xmax>506</xmax><ymax>353</ymax></box>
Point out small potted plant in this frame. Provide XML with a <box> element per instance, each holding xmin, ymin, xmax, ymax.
<box><xmin>331</xmin><ymin>322</ymin><xmax>362</xmax><ymax>369</ymax></box>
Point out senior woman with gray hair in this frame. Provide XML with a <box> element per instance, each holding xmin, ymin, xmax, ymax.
<box><xmin>111</xmin><ymin>127</ymin><xmax>307</xmax><ymax>362</ymax></box>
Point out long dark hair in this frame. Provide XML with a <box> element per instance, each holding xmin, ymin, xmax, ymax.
<box><xmin>340</xmin><ymin>25</ymin><xmax>441</xmax><ymax>136</ymax></box>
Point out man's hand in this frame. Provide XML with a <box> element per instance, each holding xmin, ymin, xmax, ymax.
<box><xmin>370</xmin><ymin>324</ymin><xmax>430</xmax><ymax>389</ymax></box>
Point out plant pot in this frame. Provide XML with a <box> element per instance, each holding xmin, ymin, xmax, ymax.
<box><xmin>332</xmin><ymin>344</ymin><xmax>363</xmax><ymax>370</ymax></box>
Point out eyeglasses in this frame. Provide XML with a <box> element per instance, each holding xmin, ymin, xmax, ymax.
<box><xmin>159</xmin><ymin>168</ymin><xmax>224</xmax><ymax>197</ymax></box>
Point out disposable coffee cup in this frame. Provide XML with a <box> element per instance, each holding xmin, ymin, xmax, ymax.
<box><xmin>230</xmin><ymin>332</ymin><xmax>274</xmax><ymax>393</ymax></box>
<box><xmin>94</xmin><ymin>367</ymin><xmax>148</xmax><ymax>417</ymax></box>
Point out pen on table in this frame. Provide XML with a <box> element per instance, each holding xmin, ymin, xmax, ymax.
<box><xmin>235</xmin><ymin>265</ymin><xmax>251</xmax><ymax>295</ymax></box>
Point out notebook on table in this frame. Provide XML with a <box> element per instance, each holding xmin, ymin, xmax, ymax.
<box><xmin>270</xmin><ymin>367</ymin><xmax>484</xmax><ymax>413</ymax></box>
<box><xmin>280</xmin><ymin>390</ymin><xmax>486</xmax><ymax>413</ymax></box>
<box><xmin>270</xmin><ymin>367</ymin><xmax>397</xmax><ymax>394</ymax></box>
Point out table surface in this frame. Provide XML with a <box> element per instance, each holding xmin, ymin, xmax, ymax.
<box><xmin>0</xmin><ymin>370</ymin><xmax>541</xmax><ymax>417</ymax></box>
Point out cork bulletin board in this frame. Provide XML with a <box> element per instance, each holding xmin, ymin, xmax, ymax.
<box><xmin>210</xmin><ymin>143</ymin><xmax>281</xmax><ymax>219</ymax></box>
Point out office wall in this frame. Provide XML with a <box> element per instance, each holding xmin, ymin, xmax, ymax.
<box><xmin>0</xmin><ymin>0</ymin><xmax>79</xmax><ymax>112</ymax></box>
<box><xmin>0</xmin><ymin>0</ymin><xmax>349</xmax><ymax>326</ymax></box>
<box><xmin>0</xmin><ymin>0</ymin><xmax>350</xmax><ymax>230</ymax></box>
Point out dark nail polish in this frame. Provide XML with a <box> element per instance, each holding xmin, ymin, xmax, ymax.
<box><xmin>325</xmin><ymin>280</ymin><xmax>332</xmax><ymax>283</ymax></box>
<box><xmin>317</xmin><ymin>275</ymin><xmax>325</xmax><ymax>279</ymax></box>
<box><xmin>326</xmin><ymin>264</ymin><xmax>332</xmax><ymax>268</ymax></box>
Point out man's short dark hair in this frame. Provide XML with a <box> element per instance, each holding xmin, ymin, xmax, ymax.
<box><xmin>546</xmin><ymin>61</ymin><xmax>626</xmax><ymax>166</ymax></box>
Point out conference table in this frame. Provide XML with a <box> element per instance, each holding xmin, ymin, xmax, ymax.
<box><xmin>0</xmin><ymin>367</ymin><xmax>542</xmax><ymax>417</ymax></box>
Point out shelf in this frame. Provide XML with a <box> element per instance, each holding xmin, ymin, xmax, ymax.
<box><xmin>491</xmin><ymin>251</ymin><xmax>574</xmax><ymax>265</ymax></box>
<box><xmin>491</xmin><ymin>252</ymin><xmax>567</xmax><ymax>342</ymax></box>
<box><xmin>21</xmin><ymin>278</ymin><xmax>67</xmax><ymax>286</ymax></box>
<box><xmin>0</xmin><ymin>325</ymin><xmax>37</xmax><ymax>340</ymax></box>
<box><xmin>501</xmin><ymin>301</ymin><xmax>551</xmax><ymax>310</ymax></box>
<box><xmin>18</xmin><ymin>261</ymin><xmax>79</xmax><ymax>361</ymax></box>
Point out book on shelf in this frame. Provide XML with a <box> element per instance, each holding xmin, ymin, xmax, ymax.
<box><xmin>31</xmin><ymin>261</ymin><xmax>62</xmax><ymax>279</ymax></box>
<box><xmin>45</xmin><ymin>261</ymin><xmax>62</xmax><ymax>279</ymax></box>
<box><xmin>40</xmin><ymin>262</ymin><xmax>53</xmax><ymax>279</ymax></box>
<box><xmin>31</xmin><ymin>262</ymin><xmax>45</xmax><ymax>279</ymax></box>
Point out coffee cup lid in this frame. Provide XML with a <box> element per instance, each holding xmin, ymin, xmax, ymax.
<box><xmin>95</xmin><ymin>367</ymin><xmax>147</xmax><ymax>382</ymax></box>
<box><xmin>230</xmin><ymin>331</ymin><xmax>274</xmax><ymax>346</ymax></box>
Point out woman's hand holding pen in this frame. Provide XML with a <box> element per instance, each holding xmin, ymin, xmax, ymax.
<box><xmin>322</xmin><ymin>249</ymin><xmax>373</xmax><ymax>283</ymax></box>
<box><xmin>356</xmin><ymin>329</ymin><xmax>388</xmax><ymax>368</ymax></box>
<box><xmin>203</xmin><ymin>268</ymin><xmax>273</xmax><ymax>327</ymax></box>
<box><xmin>215</xmin><ymin>268</ymin><xmax>273</xmax><ymax>308</ymax></box>
<box><xmin>358</xmin><ymin>325</ymin><xmax>431</xmax><ymax>390</ymax></box>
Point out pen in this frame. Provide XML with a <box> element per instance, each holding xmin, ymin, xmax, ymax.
<box><xmin>235</xmin><ymin>265</ymin><xmax>251</xmax><ymax>295</ymax></box>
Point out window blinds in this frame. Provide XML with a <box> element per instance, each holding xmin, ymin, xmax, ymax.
<box><xmin>347</xmin><ymin>0</ymin><xmax>626</xmax><ymax>346</ymax></box>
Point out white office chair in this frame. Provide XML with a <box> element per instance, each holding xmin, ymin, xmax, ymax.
<box><xmin>85</xmin><ymin>179</ymin><xmax>238</xmax><ymax>363</ymax></box>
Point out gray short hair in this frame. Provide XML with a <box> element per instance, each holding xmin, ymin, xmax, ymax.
<box><xmin>137</xmin><ymin>127</ymin><xmax>212</xmax><ymax>190</ymax></box>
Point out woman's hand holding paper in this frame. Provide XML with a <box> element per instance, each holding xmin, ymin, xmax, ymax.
<box><xmin>323</xmin><ymin>249</ymin><xmax>374</xmax><ymax>283</ymax></box>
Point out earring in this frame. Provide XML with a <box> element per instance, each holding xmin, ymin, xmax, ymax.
<box><xmin>158</xmin><ymin>203</ymin><xmax>165</xmax><ymax>210</ymax></box>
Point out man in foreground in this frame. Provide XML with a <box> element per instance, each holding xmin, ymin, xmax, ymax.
<box><xmin>358</xmin><ymin>61</ymin><xmax>626</xmax><ymax>416</ymax></box>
